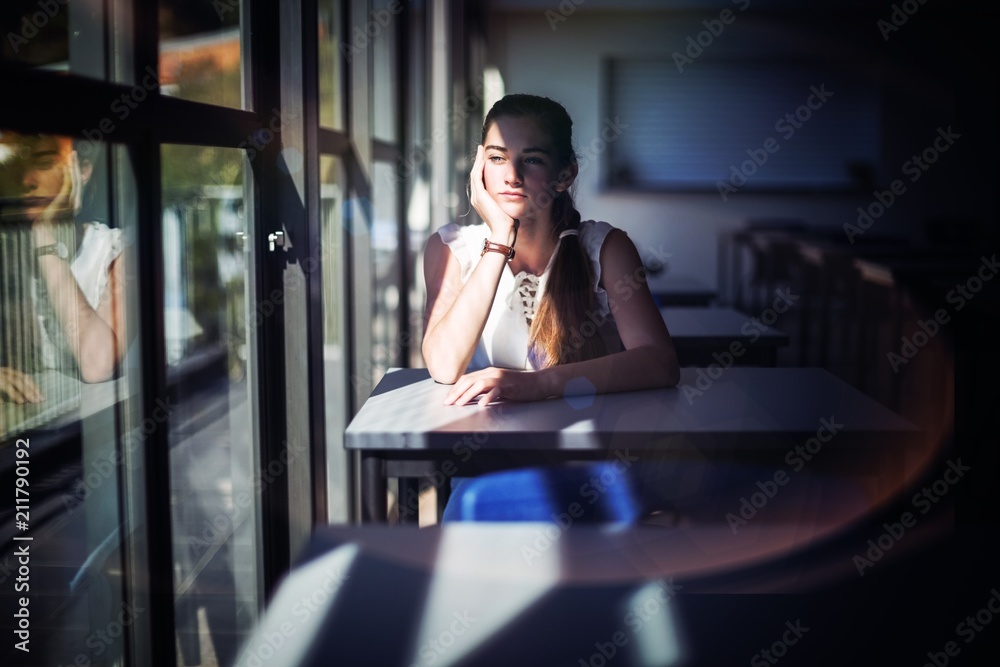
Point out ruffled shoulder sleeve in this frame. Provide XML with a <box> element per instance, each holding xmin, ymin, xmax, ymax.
<box><xmin>71</xmin><ymin>222</ymin><xmax>123</xmax><ymax>310</ymax></box>
<box><xmin>435</xmin><ymin>221</ymin><xmax>489</xmax><ymax>283</ymax></box>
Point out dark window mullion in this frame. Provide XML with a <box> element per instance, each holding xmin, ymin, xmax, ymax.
<box><xmin>128</xmin><ymin>2</ymin><xmax>176</xmax><ymax>666</ymax></box>
<box><xmin>319</xmin><ymin>128</ymin><xmax>352</xmax><ymax>155</ymax></box>
<box><xmin>0</xmin><ymin>65</ymin><xmax>268</xmax><ymax>148</ymax></box>
<box><xmin>395</xmin><ymin>3</ymin><xmax>411</xmax><ymax>370</ymax></box>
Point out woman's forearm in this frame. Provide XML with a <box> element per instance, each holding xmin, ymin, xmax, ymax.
<box><xmin>35</xmin><ymin>254</ymin><xmax>118</xmax><ymax>383</ymax></box>
<box><xmin>422</xmin><ymin>250</ymin><xmax>510</xmax><ymax>384</ymax></box>
<box><xmin>537</xmin><ymin>343</ymin><xmax>680</xmax><ymax>399</ymax></box>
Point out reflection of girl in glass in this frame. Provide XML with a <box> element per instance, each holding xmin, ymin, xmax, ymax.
<box><xmin>0</xmin><ymin>135</ymin><xmax>124</xmax><ymax>405</ymax></box>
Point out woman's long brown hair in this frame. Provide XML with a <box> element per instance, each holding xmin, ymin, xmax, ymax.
<box><xmin>482</xmin><ymin>94</ymin><xmax>608</xmax><ymax>368</ymax></box>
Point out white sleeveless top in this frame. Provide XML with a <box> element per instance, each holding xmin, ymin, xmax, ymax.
<box><xmin>436</xmin><ymin>220</ymin><xmax>623</xmax><ymax>371</ymax></box>
<box><xmin>35</xmin><ymin>222</ymin><xmax>123</xmax><ymax>370</ymax></box>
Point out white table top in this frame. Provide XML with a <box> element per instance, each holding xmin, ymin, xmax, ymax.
<box><xmin>345</xmin><ymin>367</ymin><xmax>918</xmax><ymax>452</ymax></box>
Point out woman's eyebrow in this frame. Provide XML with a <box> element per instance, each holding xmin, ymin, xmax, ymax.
<box><xmin>484</xmin><ymin>144</ymin><xmax>551</xmax><ymax>155</ymax></box>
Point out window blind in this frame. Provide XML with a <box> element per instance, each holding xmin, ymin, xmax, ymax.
<box><xmin>606</xmin><ymin>59</ymin><xmax>881</xmax><ymax>192</ymax></box>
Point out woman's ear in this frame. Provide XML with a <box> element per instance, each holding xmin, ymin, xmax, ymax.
<box><xmin>555</xmin><ymin>162</ymin><xmax>578</xmax><ymax>192</ymax></box>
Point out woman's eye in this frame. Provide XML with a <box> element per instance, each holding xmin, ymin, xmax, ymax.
<box><xmin>488</xmin><ymin>155</ymin><xmax>504</xmax><ymax>163</ymax></box>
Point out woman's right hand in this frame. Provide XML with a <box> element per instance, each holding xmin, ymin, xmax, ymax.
<box><xmin>31</xmin><ymin>150</ymin><xmax>80</xmax><ymax>248</ymax></box>
<box><xmin>469</xmin><ymin>145</ymin><xmax>517</xmax><ymax>245</ymax></box>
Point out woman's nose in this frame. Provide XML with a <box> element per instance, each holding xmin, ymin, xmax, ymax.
<box><xmin>503</xmin><ymin>162</ymin><xmax>523</xmax><ymax>186</ymax></box>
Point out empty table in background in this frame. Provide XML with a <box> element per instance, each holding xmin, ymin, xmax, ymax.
<box><xmin>648</xmin><ymin>274</ymin><xmax>717</xmax><ymax>306</ymax></box>
<box><xmin>661</xmin><ymin>306</ymin><xmax>789</xmax><ymax>367</ymax></box>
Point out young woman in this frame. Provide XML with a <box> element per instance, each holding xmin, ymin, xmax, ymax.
<box><xmin>422</xmin><ymin>94</ymin><xmax>679</xmax><ymax>406</ymax></box>
<box><xmin>421</xmin><ymin>94</ymin><xmax>680</xmax><ymax>521</ymax></box>
<box><xmin>0</xmin><ymin>134</ymin><xmax>125</xmax><ymax>406</ymax></box>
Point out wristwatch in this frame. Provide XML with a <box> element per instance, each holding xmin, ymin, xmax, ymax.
<box><xmin>35</xmin><ymin>242</ymin><xmax>69</xmax><ymax>260</ymax></box>
<box><xmin>481</xmin><ymin>238</ymin><xmax>515</xmax><ymax>261</ymax></box>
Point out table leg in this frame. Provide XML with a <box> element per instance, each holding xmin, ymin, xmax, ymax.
<box><xmin>397</xmin><ymin>478</ymin><xmax>420</xmax><ymax>525</ymax></box>
<box><xmin>361</xmin><ymin>452</ymin><xmax>387</xmax><ymax>523</ymax></box>
<box><xmin>436</xmin><ymin>479</ymin><xmax>451</xmax><ymax>524</ymax></box>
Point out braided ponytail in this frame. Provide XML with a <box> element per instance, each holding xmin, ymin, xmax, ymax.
<box><xmin>528</xmin><ymin>191</ymin><xmax>607</xmax><ymax>367</ymax></box>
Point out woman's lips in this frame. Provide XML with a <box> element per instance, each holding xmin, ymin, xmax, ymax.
<box><xmin>498</xmin><ymin>192</ymin><xmax>526</xmax><ymax>200</ymax></box>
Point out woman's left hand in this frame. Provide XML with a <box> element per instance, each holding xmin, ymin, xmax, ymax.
<box><xmin>443</xmin><ymin>367</ymin><xmax>548</xmax><ymax>406</ymax></box>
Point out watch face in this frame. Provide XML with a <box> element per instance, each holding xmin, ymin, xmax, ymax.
<box><xmin>37</xmin><ymin>242</ymin><xmax>69</xmax><ymax>259</ymax></box>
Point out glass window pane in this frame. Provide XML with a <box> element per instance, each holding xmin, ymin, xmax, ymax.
<box><xmin>371</xmin><ymin>162</ymin><xmax>400</xmax><ymax>383</ymax></box>
<box><xmin>320</xmin><ymin>155</ymin><xmax>349</xmax><ymax>522</ymax></box>
<box><xmin>318</xmin><ymin>0</ymin><xmax>345</xmax><ymax>130</ymax></box>
<box><xmin>1</xmin><ymin>1</ymin><xmax>68</xmax><ymax>69</ymax></box>
<box><xmin>0</xmin><ymin>131</ymin><xmax>135</xmax><ymax>664</ymax></box>
<box><xmin>372</xmin><ymin>0</ymin><xmax>398</xmax><ymax>142</ymax></box>
<box><xmin>160</xmin><ymin>0</ymin><xmax>246</xmax><ymax>109</ymax></box>
<box><xmin>1</xmin><ymin>0</ymin><xmax>105</xmax><ymax>79</ymax></box>
<box><xmin>161</xmin><ymin>144</ymin><xmax>260</xmax><ymax>665</ymax></box>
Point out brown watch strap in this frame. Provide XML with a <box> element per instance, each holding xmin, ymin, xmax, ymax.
<box><xmin>481</xmin><ymin>239</ymin><xmax>515</xmax><ymax>261</ymax></box>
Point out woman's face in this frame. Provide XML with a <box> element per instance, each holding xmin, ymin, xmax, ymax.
<box><xmin>482</xmin><ymin>116</ymin><xmax>572</xmax><ymax>223</ymax></box>
<box><xmin>20</xmin><ymin>136</ymin><xmax>70</xmax><ymax>221</ymax></box>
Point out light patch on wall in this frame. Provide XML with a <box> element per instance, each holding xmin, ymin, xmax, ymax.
<box><xmin>483</xmin><ymin>66</ymin><xmax>505</xmax><ymax>122</ymax></box>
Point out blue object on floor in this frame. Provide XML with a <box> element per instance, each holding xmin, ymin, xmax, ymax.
<box><xmin>441</xmin><ymin>464</ymin><xmax>643</xmax><ymax>523</ymax></box>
